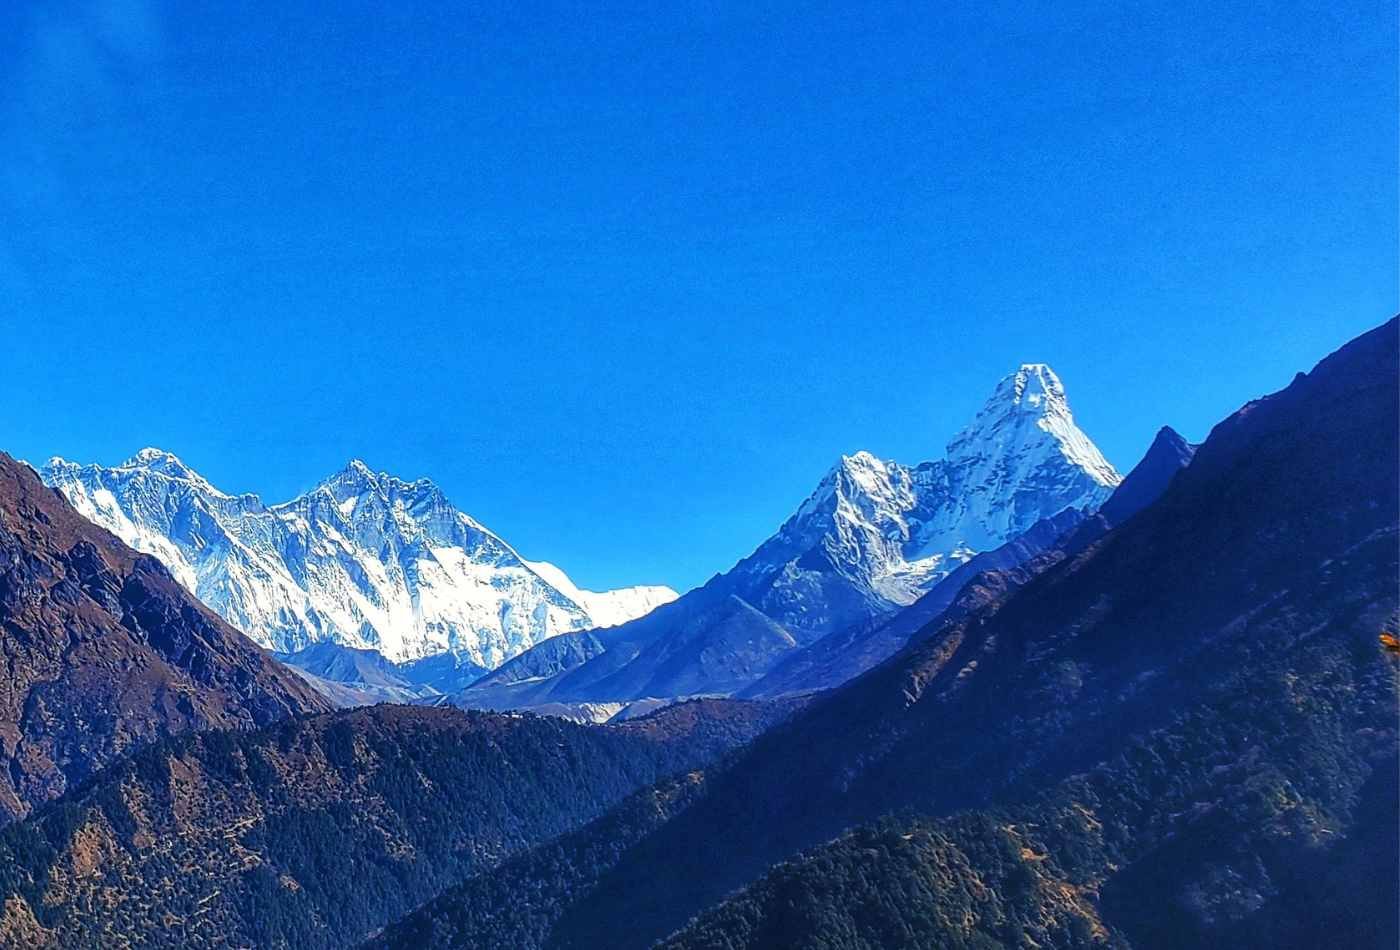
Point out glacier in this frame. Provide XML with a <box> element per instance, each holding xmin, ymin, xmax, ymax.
<box><xmin>41</xmin><ymin>450</ymin><xmax>677</xmax><ymax>666</ymax></box>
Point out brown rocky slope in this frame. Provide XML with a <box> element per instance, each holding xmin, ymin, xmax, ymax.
<box><xmin>0</xmin><ymin>452</ymin><xmax>328</xmax><ymax>823</ymax></box>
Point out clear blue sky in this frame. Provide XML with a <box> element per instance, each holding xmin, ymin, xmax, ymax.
<box><xmin>0</xmin><ymin>0</ymin><xmax>1394</xmax><ymax>593</ymax></box>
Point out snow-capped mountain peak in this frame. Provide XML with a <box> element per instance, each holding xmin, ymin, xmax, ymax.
<box><xmin>112</xmin><ymin>446</ymin><xmax>235</xmax><ymax>497</ymax></box>
<box><xmin>41</xmin><ymin>452</ymin><xmax>676</xmax><ymax>666</ymax></box>
<box><xmin>946</xmin><ymin>363</ymin><xmax>1121</xmax><ymax>491</ymax></box>
<box><xmin>795</xmin><ymin>452</ymin><xmax>909</xmax><ymax>521</ymax></box>
<box><xmin>733</xmin><ymin>364</ymin><xmax>1121</xmax><ymax>638</ymax></box>
<box><xmin>1001</xmin><ymin>362</ymin><xmax>1066</xmax><ymax>410</ymax></box>
<box><xmin>305</xmin><ymin>459</ymin><xmax>456</xmax><ymax>524</ymax></box>
<box><xmin>317</xmin><ymin>458</ymin><xmax>418</xmax><ymax>497</ymax></box>
<box><xmin>125</xmin><ymin>445</ymin><xmax>188</xmax><ymax>468</ymax></box>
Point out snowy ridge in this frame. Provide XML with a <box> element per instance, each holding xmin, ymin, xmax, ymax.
<box><xmin>523</xmin><ymin>559</ymin><xmax>678</xmax><ymax>629</ymax></box>
<box><xmin>42</xmin><ymin>451</ymin><xmax>677</xmax><ymax>666</ymax></box>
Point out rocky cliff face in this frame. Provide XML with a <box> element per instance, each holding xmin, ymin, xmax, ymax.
<box><xmin>0</xmin><ymin>454</ymin><xmax>328</xmax><ymax>824</ymax></box>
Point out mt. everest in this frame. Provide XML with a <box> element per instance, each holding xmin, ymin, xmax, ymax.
<box><xmin>41</xmin><ymin>451</ymin><xmax>676</xmax><ymax>666</ymax></box>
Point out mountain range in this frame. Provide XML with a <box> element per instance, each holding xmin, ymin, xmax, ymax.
<box><xmin>40</xmin><ymin>452</ymin><xmax>676</xmax><ymax>668</ymax></box>
<box><xmin>0</xmin><ymin>319</ymin><xmax>1392</xmax><ymax>950</ymax></box>
<box><xmin>39</xmin><ymin>361</ymin><xmax>1119</xmax><ymax>714</ymax></box>
<box><xmin>453</xmin><ymin>362</ymin><xmax>1121</xmax><ymax>711</ymax></box>
<box><xmin>727</xmin><ymin>362</ymin><xmax>1119</xmax><ymax>633</ymax></box>
<box><xmin>0</xmin><ymin>445</ymin><xmax>796</xmax><ymax>945</ymax></box>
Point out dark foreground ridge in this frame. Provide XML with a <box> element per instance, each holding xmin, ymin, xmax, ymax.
<box><xmin>0</xmin><ymin>697</ymin><xmax>793</xmax><ymax>948</ymax></box>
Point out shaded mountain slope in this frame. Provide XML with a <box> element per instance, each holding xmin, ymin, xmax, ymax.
<box><xmin>469</xmin><ymin>630</ymin><xmax>607</xmax><ymax>689</ymax></box>
<box><xmin>0</xmin><ymin>454</ymin><xmax>328</xmax><ymax>824</ymax></box>
<box><xmin>274</xmin><ymin>641</ymin><xmax>489</xmax><ymax>707</ymax></box>
<box><xmin>1096</xmin><ymin>424</ymin><xmax>1195</xmax><ymax>526</ymax></box>
<box><xmin>0</xmin><ymin>696</ymin><xmax>792</xmax><ymax>949</ymax></box>
<box><xmin>609</xmin><ymin>695</ymin><xmax>809</xmax><ymax>749</ymax></box>
<box><xmin>743</xmin><ymin>507</ymin><xmax>1088</xmax><ymax>698</ymax></box>
<box><xmin>580</xmin><ymin>596</ymin><xmax>797</xmax><ymax>698</ymax></box>
<box><xmin>456</xmin><ymin>589</ymin><xmax>798</xmax><ymax>710</ymax></box>
<box><xmin>386</xmin><ymin>318</ymin><xmax>1398</xmax><ymax>949</ymax></box>
<box><xmin>1063</xmin><ymin>424</ymin><xmax>1197</xmax><ymax>554</ymax></box>
<box><xmin>366</xmin><ymin>697</ymin><xmax>809</xmax><ymax>950</ymax></box>
<box><xmin>396</xmin><ymin>651</ymin><xmax>492</xmax><ymax>694</ymax></box>
<box><xmin>662</xmin><ymin>631</ymin><xmax>1397</xmax><ymax>950</ymax></box>
<box><xmin>366</xmin><ymin>770</ymin><xmax>716</xmax><ymax>950</ymax></box>
<box><xmin>276</xmin><ymin>641</ymin><xmax>440</xmax><ymax>705</ymax></box>
<box><xmin>277</xmin><ymin>641</ymin><xmax>426</xmax><ymax>690</ymax></box>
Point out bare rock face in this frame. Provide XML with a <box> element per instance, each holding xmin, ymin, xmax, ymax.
<box><xmin>0</xmin><ymin>453</ymin><xmax>329</xmax><ymax>824</ymax></box>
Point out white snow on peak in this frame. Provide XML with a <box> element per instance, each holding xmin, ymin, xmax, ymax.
<box><xmin>40</xmin><ymin>453</ymin><xmax>674</xmax><ymax>666</ymax></box>
<box><xmin>126</xmin><ymin>446</ymin><xmax>184</xmax><ymax>466</ymax></box>
<box><xmin>743</xmin><ymin>363</ymin><xmax>1120</xmax><ymax>624</ymax></box>
<box><xmin>109</xmin><ymin>447</ymin><xmax>235</xmax><ymax>498</ymax></box>
<box><xmin>949</xmin><ymin>364</ymin><xmax>1120</xmax><ymax>490</ymax></box>
<box><xmin>120</xmin><ymin>447</ymin><xmax>195</xmax><ymax>481</ymax></box>
<box><xmin>1000</xmin><ymin>363</ymin><xmax>1065</xmax><ymax>408</ymax></box>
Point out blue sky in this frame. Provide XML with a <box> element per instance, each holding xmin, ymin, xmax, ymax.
<box><xmin>0</xmin><ymin>0</ymin><xmax>1394</xmax><ymax>592</ymax></box>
